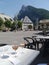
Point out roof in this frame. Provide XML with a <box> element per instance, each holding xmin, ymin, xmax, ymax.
<box><xmin>0</xmin><ymin>13</ymin><xmax>13</xmax><ymax>22</ymax></box>
<box><xmin>39</xmin><ymin>19</ymin><xmax>49</xmax><ymax>24</ymax></box>
<box><xmin>23</xmin><ymin>16</ymin><xmax>33</xmax><ymax>24</ymax></box>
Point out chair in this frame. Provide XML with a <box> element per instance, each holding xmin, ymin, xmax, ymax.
<box><xmin>35</xmin><ymin>38</ymin><xmax>45</xmax><ymax>50</ymax></box>
<box><xmin>24</xmin><ymin>37</ymin><xmax>36</xmax><ymax>49</ymax></box>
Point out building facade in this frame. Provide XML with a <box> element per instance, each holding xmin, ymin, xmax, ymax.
<box><xmin>22</xmin><ymin>16</ymin><xmax>33</xmax><ymax>31</ymax></box>
<box><xmin>39</xmin><ymin>19</ymin><xmax>49</xmax><ymax>30</ymax></box>
<box><xmin>0</xmin><ymin>13</ymin><xmax>14</xmax><ymax>23</ymax></box>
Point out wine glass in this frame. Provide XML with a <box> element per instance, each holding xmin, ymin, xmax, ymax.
<box><xmin>1</xmin><ymin>46</ymin><xmax>9</xmax><ymax>59</ymax></box>
<box><xmin>12</xmin><ymin>45</ymin><xmax>18</xmax><ymax>57</ymax></box>
<box><xmin>19</xmin><ymin>43</ymin><xmax>25</xmax><ymax>54</ymax></box>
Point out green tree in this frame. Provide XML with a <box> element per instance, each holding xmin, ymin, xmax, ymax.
<box><xmin>0</xmin><ymin>18</ymin><xmax>3</xmax><ymax>27</ymax></box>
<box><xmin>4</xmin><ymin>20</ymin><xmax>12</xmax><ymax>28</ymax></box>
<box><xmin>17</xmin><ymin>21</ymin><xmax>22</xmax><ymax>29</ymax></box>
<box><xmin>28</xmin><ymin>25</ymin><xmax>32</xmax><ymax>30</ymax></box>
<box><xmin>0</xmin><ymin>18</ymin><xmax>4</xmax><ymax>31</ymax></box>
<box><xmin>11</xmin><ymin>22</ymin><xmax>16</xmax><ymax>30</ymax></box>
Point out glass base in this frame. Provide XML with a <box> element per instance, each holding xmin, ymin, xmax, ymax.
<box><xmin>1</xmin><ymin>55</ymin><xmax>9</xmax><ymax>59</ymax></box>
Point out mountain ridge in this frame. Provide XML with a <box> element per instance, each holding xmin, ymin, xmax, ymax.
<box><xmin>14</xmin><ymin>5</ymin><xmax>49</xmax><ymax>23</ymax></box>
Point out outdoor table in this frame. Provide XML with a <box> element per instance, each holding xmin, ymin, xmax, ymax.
<box><xmin>0</xmin><ymin>45</ymin><xmax>40</xmax><ymax>65</ymax></box>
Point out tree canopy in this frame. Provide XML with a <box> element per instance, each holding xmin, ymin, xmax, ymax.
<box><xmin>4</xmin><ymin>20</ymin><xmax>12</xmax><ymax>28</ymax></box>
<box><xmin>11</xmin><ymin>22</ymin><xmax>16</xmax><ymax>30</ymax></box>
<box><xmin>0</xmin><ymin>18</ymin><xmax>3</xmax><ymax>27</ymax></box>
<box><xmin>17</xmin><ymin>21</ymin><xmax>22</xmax><ymax>29</ymax></box>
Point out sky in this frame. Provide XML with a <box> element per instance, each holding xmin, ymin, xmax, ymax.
<box><xmin>0</xmin><ymin>0</ymin><xmax>49</xmax><ymax>18</ymax></box>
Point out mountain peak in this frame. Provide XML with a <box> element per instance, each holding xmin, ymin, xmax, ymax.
<box><xmin>14</xmin><ymin>5</ymin><xmax>49</xmax><ymax>23</ymax></box>
<box><xmin>21</xmin><ymin>5</ymin><xmax>26</xmax><ymax>11</ymax></box>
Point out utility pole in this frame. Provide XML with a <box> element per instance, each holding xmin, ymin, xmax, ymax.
<box><xmin>35</xmin><ymin>18</ymin><xmax>39</xmax><ymax>30</ymax></box>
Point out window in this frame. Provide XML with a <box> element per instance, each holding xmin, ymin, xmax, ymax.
<box><xmin>10</xmin><ymin>18</ymin><xmax>12</xmax><ymax>21</ymax></box>
<box><xmin>4</xmin><ymin>17</ymin><xmax>7</xmax><ymax>20</ymax></box>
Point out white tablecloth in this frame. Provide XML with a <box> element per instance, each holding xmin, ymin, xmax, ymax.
<box><xmin>0</xmin><ymin>45</ymin><xmax>40</xmax><ymax>65</ymax></box>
